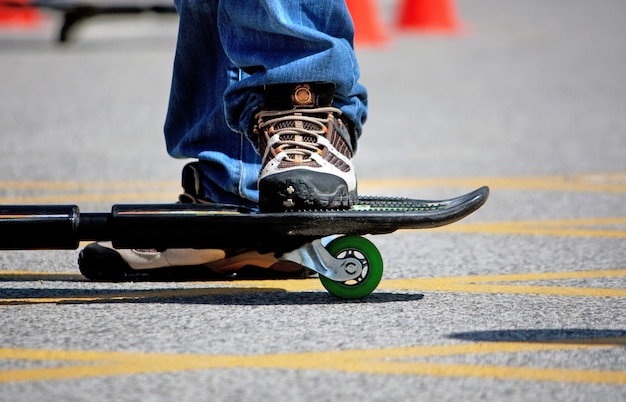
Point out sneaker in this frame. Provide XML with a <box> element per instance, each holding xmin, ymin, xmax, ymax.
<box><xmin>78</xmin><ymin>163</ymin><xmax>314</xmax><ymax>281</ymax></box>
<box><xmin>78</xmin><ymin>242</ymin><xmax>301</xmax><ymax>281</ymax></box>
<box><xmin>254</xmin><ymin>82</ymin><xmax>358</xmax><ymax>211</ymax></box>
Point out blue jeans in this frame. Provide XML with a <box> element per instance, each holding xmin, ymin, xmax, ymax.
<box><xmin>164</xmin><ymin>0</ymin><xmax>368</xmax><ymax>206</ymax></box>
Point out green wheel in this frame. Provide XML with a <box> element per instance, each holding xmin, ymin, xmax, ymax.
<box><xmin>319</xmin><ymin>235</ymin><xmax>383</xmax><ymax>299</ymax></box>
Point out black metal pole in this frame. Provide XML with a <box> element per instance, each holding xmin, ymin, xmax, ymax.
<box><xmin>0</xmin><ymin>205</ymin><xmax>83</xmax><ymax>250</ymax></box>
<box><xmin>0</xmin><ymin>203</ymin><xmax>305</xmax><ymax>253</ymax></box>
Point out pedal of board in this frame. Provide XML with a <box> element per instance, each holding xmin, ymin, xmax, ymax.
<box><xmin>256</xmin><ymin>185</ymin><xmax>490</xmax><ymax>236</ymax></box>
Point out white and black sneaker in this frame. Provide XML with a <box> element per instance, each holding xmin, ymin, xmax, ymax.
<box><xmin>78</xmin><ymin>163</ymin><xmax>314</xmax><ymax>281</ymax></box>
<box><xmin>254</xmin><ymin>83</ymin><xmax>358</xmax><ymax>212</ymax></box>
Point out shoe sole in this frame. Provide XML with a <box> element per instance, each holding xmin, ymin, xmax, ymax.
<box><xmin>259</xmin><ymin>170</ymin><xmax>358</xmax><ymax>211</ymax></box>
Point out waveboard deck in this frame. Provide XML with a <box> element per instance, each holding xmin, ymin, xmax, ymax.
<box><xmin>0</xmin><ymin>186</ymin><xmax>489</xmax><ymax>252</ymax></box>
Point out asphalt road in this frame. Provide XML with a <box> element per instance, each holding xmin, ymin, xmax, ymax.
<box><xmin>1</xmin><ymin>0</ymin><xmax>625</xmax><ymax>401</ymax></box>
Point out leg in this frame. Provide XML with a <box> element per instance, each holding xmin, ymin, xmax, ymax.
<box><xmin>164</xmin><ymin>0</ymin><xmax>260</xmax><ymax>206</ymax></box>
<box><xmin>218</xmin><ymin>0</ymin><xmax>369</xmax><ymax>210</ymax></box>
<box><xmin>217</xmin><ymin>0</ymin><xmax>368</xmax><ymax>142</ymax></box>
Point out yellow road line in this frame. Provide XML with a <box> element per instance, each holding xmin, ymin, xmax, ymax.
<box><xmin>358</xmin><ymin>173</ymin><xmax>626</xmax><ymax>193</ymax></box>
<box><xmin>0</xmin><ymin>181</ymin><xmax>177</xmax><ymax>190</ymax></box>
<box><xmin>383</xmin><ymin>269</ymin><xmax>626</xmax><ymax>298</ymax></box>
<box><xmin>1</xmin><ymin>337</ymin><xmax>625</xmax><ymax>384</ymax></box>
<box><xmin>2</xmin><ymin>173</ymin><xmax>626</xmax><ymax>205</ymax></box>
<box><xmin>0</xmin><ymin>192</ymin><xmax>178</xmax><ymax>204</ymax></box>
<box><xmin>1</xmin><ymin>269</ymin><xmax>625</xmax><ymax>305</ymax></box>
<box><xmin>437</xmin><ymin>217</ymin><xmax>626</xmax><ymax>238</ymax></box>
<box><xmin>0</xmin><ymin>285</ymin><xmax>294</xmax><ymax>305</ymax></box>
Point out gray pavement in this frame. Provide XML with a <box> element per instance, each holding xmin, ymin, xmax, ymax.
<box><xmin>1</xmin><ymin>0</ymin><xmax>625</xmax><ymax>401</ymax></box>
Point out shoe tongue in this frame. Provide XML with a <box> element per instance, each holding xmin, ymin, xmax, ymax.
<box><xmin>263</xmin><ymin>83</ymin><xmax>336</xmax><ymax>110</ymax></box>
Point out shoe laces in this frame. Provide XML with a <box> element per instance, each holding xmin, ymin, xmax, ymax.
<box><xmin>256</xmin><ymin>106</ymin><xmax>342</xmax><ymax>162</ymax></box>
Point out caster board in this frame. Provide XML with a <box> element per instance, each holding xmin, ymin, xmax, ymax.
<box><xmin>0</xmin><ymin>186</ymin><xmax>489</xmax><ymax>299</ymax></box>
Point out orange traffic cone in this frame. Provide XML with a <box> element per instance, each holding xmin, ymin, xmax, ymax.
<box><xmin>345</xmin><ymin>0</ymin><xmax>388</xmax><ymax>46</ymax></box>
<box><xmin>396</xmin><ymin>0</ymin><xmax>461</xmax><ymax>33</ymax></box>
<box><xmin>0</xmin><ymin>0</ymin><xmax>43</xmax><ymax>28</ymax></box>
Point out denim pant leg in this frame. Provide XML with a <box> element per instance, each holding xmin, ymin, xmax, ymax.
<box><xmin>164</xmin><ymin>0</ymin><xmax>261</xmax><ymax>206</ymax></box>
<box><xmin>164</xmin><ymin>0</ymin><xmax>368</xmax><ymax>205</ymax></box>
<box><xmin>218</xmin><ymin>0</ymin><xmax>368</xmax><ymax>144</ymax></box>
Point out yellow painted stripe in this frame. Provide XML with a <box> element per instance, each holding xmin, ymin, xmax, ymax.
<box><xmin>2</xmin><ymin>173</ymin><xmax>626</xmax><ymax>205</ymax></box>
<box><xmin>420</xmin><ymin>269</ymin><xmax>626</xmax><ymax>283</ymax></box>
<box><xmin>437</xmin><ymin>217</ymin><xmax>626</xmax><ymax>238</ymax></box>
<box><xmin>1</xmin><ymin>269</ymin><xmax>625</xmax><ymax>305</ymax></box>
<box><xmin>0</xmin><ymin>192</ymin><xmax>177</xmax><ymax>204</ymax></box>
<box><xmin>0</xmin><ymin>286</ymin><xmax>295</xmax><ymax>305</ymax></box>
<box><xmin>381</xmin><ymin>269</ymin><xmax>626</xmax><ymax>297</ymax></box>
<box><xmin>385</xmin><ymin>281</ymin><xmax>626</xmax><ymax>297</ymax></box>
<box><xmin>0</xmin><ymin>181</ymin><xmax>177</xmax><ymax>190</ymax></box>
<box><xmin>1</xmin><ymin>338</ymin><xmax>625</xmax><ymax>384</ymax></box>
<box><xmin>358</xmin><ymin>174</ymin><xmax>626</xmax><ymax>193</ymax></box>
<box><xmin>351</xmin><ymin>362</ymin><xmax>626</xmax><ymax>384</ymax></box>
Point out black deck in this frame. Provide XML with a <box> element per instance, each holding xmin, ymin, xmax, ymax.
<box><xmin>0</xmin><ymin>187</ymin><xmax>489</xmax><ymax>252</ymax></box>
